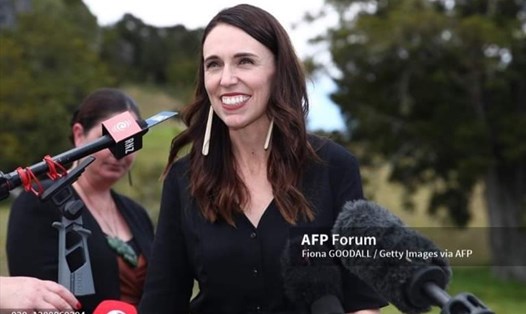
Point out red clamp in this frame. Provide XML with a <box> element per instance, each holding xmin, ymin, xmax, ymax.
<box><xmin>16</xmin><ymin>167</ymin><xmax>43</xmax><ymax>196</ymax></box>
<box><xmin>43</xmin><ymin>155</ymin><xmax>67</xmax><ymax>180</ymax></box>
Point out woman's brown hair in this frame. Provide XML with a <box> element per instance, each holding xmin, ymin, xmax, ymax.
<box><xmin>165</xmin><ymin>4</ymin><xmax>318</xmax><ymax>225</ymax></box>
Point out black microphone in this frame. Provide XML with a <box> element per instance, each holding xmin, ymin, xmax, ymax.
<box><xmin>332</xmin><ymin>200</ymin><xmax>494</xmax><ymax>314</ymax></box>
<box><xmin>281</xmin><ymin>236</ymin><xmax>345</xmax><ymax>314</ymax></box>
<box><xmin>0</xmin><ymin>111</ymin><xmax>177</xmax><ymax>200</ymax></box>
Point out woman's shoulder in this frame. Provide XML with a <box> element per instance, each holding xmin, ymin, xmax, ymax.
<box><xmin>10</xmin><ymin>179</ymin><xmax>59</xmax><ymax>213</ymax></box>
<box><xmin>111</xmin><ymin>190</ymin><xmax>150</xmax><ymax>216</ymax></box>
<box><xmin>113</xmin><ymin>191</ymin><xmax>143</xmax><ymax>208</ymax></box>
<box><xmin>165</xmin><ymin>154</ymin><xmax>190</xmax><ymax>179</ymax></box>
<box><xmin>308</xmin><ymin>134</ymin><xmax>359</xmax><ymax>166</ymax></box>
<box><xmin>112</xmin><ymin>192</ymin><xmax>154</xmax><ymax>232</ymax></box>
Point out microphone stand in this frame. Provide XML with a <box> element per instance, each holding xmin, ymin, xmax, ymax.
<box><xmin>0</xmin><ymin>110</ymin><xmax>177</xmax><ymax>201</ymax></box>
<box><xmin>0</xmin><ymin>111</ymin><xmax>178</xmax><ymax>295</ymax></box>
<box><xmin>40</xmin><ymin>156</ymin><xmax>96</xmax><ymax>296</ymax></box>
<box><xmin>408</xmin><ymin>266</ymin><xmax>495</xmax><ymax>314</ymax></box>
<box><xmin>0</xmin><ymin>172</ymin><xmax>12</xmax><ymax>201</ymax></box>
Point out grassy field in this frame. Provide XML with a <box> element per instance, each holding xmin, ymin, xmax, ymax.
<box><xmin>380</xmin><ymin>266</ymin><xmax>526</xmax><ymax>313</ymax></box>
<box><xmin>1</xmin><ymin>85</ymin><xmax>523</xmax><ymax>312</ymax></box>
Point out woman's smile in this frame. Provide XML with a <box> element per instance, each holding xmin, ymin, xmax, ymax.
<box><xmin>221</xmin><ymin>94</ymin><xmax>251</xmax><ymax>111</ymax></box>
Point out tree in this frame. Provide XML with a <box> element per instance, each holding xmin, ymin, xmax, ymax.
<box><xmin>314</xmin><ymin>0</ymin><xmax>526</xmax><ymax>281</ymax></box>
<box><xmin>0</xmin><ymin>0</ymin><xmax>113</xmax><ymax>171</ymax></box>
<box><xmin>100</xmin><ymin>14</ymin><xmax>201</xmax><ymax>91</ymax></box>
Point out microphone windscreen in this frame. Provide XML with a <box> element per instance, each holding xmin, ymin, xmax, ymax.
<box><xmin>281</xmin><ymin>236</ymin><xmax>344</xmax><ymax>313</ymax></box>
<box><xmin>332</xmin><ymin>200</ymin><xmax>451</xmax><ymax>313</ymax></box>
<box><xmin>93</xmin><ymin>300</ymin><xmax>137</xmax><ymax>314</ymax></box>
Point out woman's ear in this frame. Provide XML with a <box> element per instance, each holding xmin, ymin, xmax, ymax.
<box><xmin>71</xmin><ymin>123</ymin><xmax>85</xmax><ymax>147</ymax></box>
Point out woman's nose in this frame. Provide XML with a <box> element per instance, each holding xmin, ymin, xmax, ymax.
<box><xmin>220</xmin><ymin>65</ymin><xmax>238</xmax><ymax>86</ymax></box>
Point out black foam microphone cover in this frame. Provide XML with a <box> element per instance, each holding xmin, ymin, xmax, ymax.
<box><xmin>281</xmin><ymin>236</ymin><xmax>345</xmax><ymax>314</ymax></box>
<box><xmin>332</xmin><ymin>200</ymin><xmax>451</xmax><ymax>314</ymax></box>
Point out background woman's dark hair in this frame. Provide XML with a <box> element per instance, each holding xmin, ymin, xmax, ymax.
<box><xmin>165</xmin><ymin>4</ymin><xmax>318</xmax><ymax>225</ymax></box>
<box><xmin>70</xmin><ymin>88</ymin><xmax>141</xmax><ymax>144</ymax></box>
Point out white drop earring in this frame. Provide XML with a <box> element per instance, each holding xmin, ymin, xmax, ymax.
<box><xmin>264</xmin><ymin>118</ymin><xmax>274</xmax><ymax>150</ymax></box>
<box><xmin>202</xmin><ymin>106</ymin><xmax>214</xmax><ymax>156</ymax></box>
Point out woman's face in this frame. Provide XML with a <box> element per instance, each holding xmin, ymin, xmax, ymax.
<box><xmin>203</xmin><ymin>23</ymin><xmax>276</xmax><ymax>131</ymax></box>
<box><xmin>73</xmin><ymin>111</ymin><xmax>137</xmax><ymax>186</ymax></box>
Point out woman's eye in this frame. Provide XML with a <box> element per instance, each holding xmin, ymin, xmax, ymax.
<box><xmin>239</xmin><ymin>58</ymin><xmax>254</xmax><ymax>65</ymax></box>
<box><xmin>205</xmin><ymin>61</ymin><xmax>219</xmax><ymax>69</ymax></box>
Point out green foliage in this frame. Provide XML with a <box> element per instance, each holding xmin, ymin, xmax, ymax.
<box><xmin>99</xmin><ymin>14</ymin><xmax>202</xmax><ymax>90</ymax></box>
<box><xmin>0</xmin><ymin>1</ymin><xmax>200</xmax><ymax>173</ymax></box>
<box><xmin>0</xmin><ymin>0</ymin><xmax>114</xmax><ymax>171</ymax></box>
<box><xmin>318</xmin><ymin>0</ymin><xmax>526</xmax><ymax>225</ymax></box>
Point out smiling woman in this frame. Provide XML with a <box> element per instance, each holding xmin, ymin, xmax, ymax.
<box><xmin>203</xmin><ymin>24</ymin><xmax>276</xmax><ymax>135</ymax></box>
<box><xmin>138</xmin><ymin>4</ymin><xmax>386</xmax><ymax>314</ymax></box>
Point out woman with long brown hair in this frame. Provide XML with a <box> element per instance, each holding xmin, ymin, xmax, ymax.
<box><xmin>140</xmin><ymin>4</ymin><xmax>386</xmax><ymax>314</ymax></box>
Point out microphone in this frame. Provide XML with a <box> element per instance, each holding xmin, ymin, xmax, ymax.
<box><xmin>93</xmin><ymin>300</ymin><xmax>137</xmax><ymax>314</ymax></box>
<box><xmin>332</xmin><ymin>200</ymin><xmax>494</xmax><ymax>314</ymax></box>
<box><xmin>281</xmin><ymin>235</ymin><xmax>345</xmax><ymax>314</ymax></box>
<box><xmin>0</xmin><ymin>111</ymin><xmax>177</xmax><ymax>200</ymax></box>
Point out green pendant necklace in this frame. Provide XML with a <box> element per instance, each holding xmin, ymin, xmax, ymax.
<box><xmin>100</xmin><ymin>205</ymin><xmax>138</xmax><ymax>267</ymax></box>
<box><xmin>106</xmin><ymin>235</ymin><xmax>138</xmax><ymax>267</ymax></box>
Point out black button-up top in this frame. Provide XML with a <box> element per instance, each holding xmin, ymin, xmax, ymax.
<box><xmin>139</xmin><ymin>136</ymin><xmax>387</xmax><ymax>314</ymax></box>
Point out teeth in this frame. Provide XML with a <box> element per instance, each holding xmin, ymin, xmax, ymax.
<box><xmin>222</xmin><ymin>95</ymin><xmax>250</xmax><ymax>105</ymax></box>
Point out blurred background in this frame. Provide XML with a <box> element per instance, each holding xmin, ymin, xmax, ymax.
<box><xmin>1</xmin><ymin>0</ymin><xmax>525</xmax><ymax>313</ymax></box>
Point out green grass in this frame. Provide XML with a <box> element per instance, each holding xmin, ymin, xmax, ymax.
<box><xmin>1</xmin><ymin>85</ymin><xmax>524</xmax><ymax>312</ymax></box>
<box><xmin>122</xmin><ymin>83</ymin><xmax>187</xmax><ymax>118</ymax></box>
<box><xmin>380</xmin><ymin>266</ymin><xmax>525</xmax><ymax>313</ymax></box>
<box><xmin>449</xmin><ymin>267</ymin><xmax>526</xmax><ymax>313</ymax></box>
<box><xmin>0</xmin><ymin>204</ymin><xmax>9</xmax><ymax>276</ymax></box>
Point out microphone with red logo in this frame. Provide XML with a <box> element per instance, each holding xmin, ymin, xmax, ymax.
<box><xmin>0</xmin><ymin>111</ymin><xmax>177</xmax><ymax>200</ymax></box>
<box><xmin>101</xmin><ymin>111</ymin><xmax>148</xmax><ymax>159</ymax></box>
<box><xmin>93</xmin><ymin>300</ymin><xmax>137</xmax><ymax>314</ymax></box>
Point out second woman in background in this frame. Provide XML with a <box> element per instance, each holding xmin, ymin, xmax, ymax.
<box><xmin>7</xmin><ymin>88</ymin><xmax>154</xmax><ymax>313</ymax></box>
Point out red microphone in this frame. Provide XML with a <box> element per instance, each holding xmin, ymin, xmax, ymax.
<box><xmin>93</xmin><ymin>300</ymin><xmax>137</xmax><ymax>314</ymax></box>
